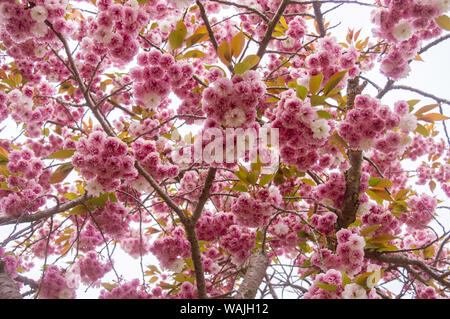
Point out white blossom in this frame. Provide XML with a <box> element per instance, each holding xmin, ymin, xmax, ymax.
<box><xmin>342</xmin><ymin>283</ymin><xmax>368</xmax><ymax>299</ymax></box>
<box><xmin>399</xmin><ymin>113</ymin><xmax>417</xmax><ymax>132</ymax></box>
<box><xmin>30</xmin><ymin>5</ymin><xmax>48</xmax><ymax>22</ymax></box>
<box><xmin>392</xmin><ymin>20</ymin><xmax>413</xmax><ymax>42</ymax></box>
<box><xmin>310</xmin><ymin>119</ymin><xmax>331</xmax><ymax>140</ymax></box>
<box><xmin>85</xmin><ymin>179</ymin><xmax>103</xmax><ymax>197</ymax></box>
<box><xmin>273</xmin><ymin>222</ymin><xmax>289</xmax><ymax>236</ymax></box>
<box><xmin>142</xmin><ymin>91</ymin><xmax>162</xmax><ymax>109</ymax></box>
<box><xmin>224</xmin><ymin>108</ymin><xmax>246</xmax><ymax>127</ymax></box>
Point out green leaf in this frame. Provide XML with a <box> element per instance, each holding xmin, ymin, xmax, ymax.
<box><xmin>234</xmin><ymin>55</ymin><xmax>260</xmax><ymax>74</ymax></box>
<box><xmin>87</xmin><ymin>192</ymin><xmax>109</xmax><ymax>208</ymax></box>
<box><xmin>232</xmin><ymin>182</ymin><xmax>248</xmax><ymax>192</ymax></box>
<box><xmin>63</xmin><ymin>193</ymin><xmax>79</xmax><ymax>200</ymax></box>
<box><xmin>296</xmin><ymin>85</ymin><xmax>308</xmax><ymax>100</ymax></box>
<box><xmin>414</xmin><ymin>123</ymin><xmax>429</xmax><ymax>137</ymax></box>
<box><xmin>234</xmin><ymin>165</ymin><xmax>249</xmax><ymax>184</ymax></box>
<box><xmin>360</xmin><ymin>224</ymin><xmax>382</xmax><ymax>237</ymax></box>
<box><xmin>47</xmin><ymin>149</ymin><xmax>76</xmax><ymax>159</ymax></box>
<box><xmin>217</xmin><ymin>41</ymin><xmax>232</xmax><ymax>66</ymax></box>
<box><xmin>367</xmin><ymin>233</ymin><xmax>397</xmax><ymax>244</ymax></box>
<box><xmin>376</xmin><ymin>244</ymin><xmax>399</xmax><ymax>252</ymax></box>
<box><xmin>231</xmin><ymin>31</ymin><xmax>245</xmax><ymax>59</ymax></box>
<box><xmin>109</xmin><ymin>192</ymin><xmax>118</xmax><ymax>202</ymax></box>
<box><xmin>70</xmin><ymin>205</ymin><xmax>88</xmax><ymax>215</ymax></box>
<box><xmin>366</xmin><ymin>188</ymin><xmax>393</xmax><ymax>204</ymax></box>
<box><xmin>323</xmin><ymin>70</ymin><xmax>347</xmax><ymax>96</ymax></box>
<box><xmin>185</xmin><ymin>26</ymin><xmax>209</xmax><ymax>47</ymax></box>
<box><xmin>355</xmin><ymin>272</ymin><xmax>373</xmax><ymax>288</ymax></box>
<box><xmin>435</xmin><ymin>15</ymin><xmax>450</xmax><ymax>31</ymax></box>
<box><xmin>168</xmin><ymin>20</ymin><xmax>187</xmax><ymax>50</ymax></box>
<box><xmin>315</xmin><ymin>282</ymin><xmax>339</xmax><ymax>292</ymax></box>
<box><xmin>310</xmin><ymin>95</ymin><xmax>326</xmax><ymax>106</ymax></box>
<box><xmin>368</xmin><ymin>177</ymin><xmax>393</xmax><ymax>188</ymax></box>
<box><xmin>266</xmin><ymin>97</ymin><xmax>280</xmax><ymax>103</ymax></box>
<box><xmin>341</xmin><ymin>272</ymin><xmax>352</xmax><ymax>287</ymax></box>
<box><xmin>316</xmin><ymin>110</ymin><xmax>333</xmax><ymax>119</ymax></box>
<box><xmin>259</xmin><ymin>174</ymin><xmax>274</xmax><ymax>187</ymax></box>
<box><xmin>247</xmin><ymin>170</ymin><xmax>259</xmax><ymax>185</ymax></box>
<box><xmin>429</xmin><ymin>180</ymin><xmax>436</xmax><ymax>193</ymax></box>
<box><xmin>309</xmin><ymin>73</ymin><xmax>323</xmax><ymax>95</ymax></box>
<box><xmin>101</xmin><ymin>282</ymin><xmax>118</xmax><ymax>292</ymax></box>
<box><xmin>0</xmin><ymin>152</ymin><xmax>8</xmax><ymax>164</ymax></box>
<box><xmin>49</xmin><ymin>163</ymin><xmax>74</xmax><ymax>184</ymax></box>
<box><xmin>178</xmin><ymin>50</ymin><xmax>206</xmax><ymax>59</ymax></box>
<box><xmin>301</xmin><ymin>178</ymin><xmax>316</xmax><ymax>186</ymax></box>
<box><xmin>394</xmin><ymin>189</ymin><xmax>409</xmax><ymax>201</ymax></box>
<box><xmin>407</xmin><ymin>99</ymin><xmax>420</xmax><ymax>108</ymax></box>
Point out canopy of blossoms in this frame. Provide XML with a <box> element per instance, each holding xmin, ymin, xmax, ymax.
<box><xmin>0</xmin><ymin>0</ymin><xmax>449</xmax><ymax>300</ymax></box>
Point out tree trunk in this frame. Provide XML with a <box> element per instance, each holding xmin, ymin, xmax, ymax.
<box><xmin>0</xmin><ymin>262</ymin><xmax>22</xmax><ymax>299</ymax></box>
<box><xmin>234</xmin><ymin>252</ymin><xmax>269</xmax><ymax>299</ymax></box>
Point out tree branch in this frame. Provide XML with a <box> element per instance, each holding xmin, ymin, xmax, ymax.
<box><xmin>365</xmin><ymin>251</ymin><xmax>450</xmax><ymax>289</ymax></box>
<box><xmin>233</xmin><ymin>252</ymin><xmax>269</xmax><ymax>299</ymax></box>
<box><xmin>0</xmin><ymin>195</ymin><xmax>91</xmax><ymax>226</ymax></box>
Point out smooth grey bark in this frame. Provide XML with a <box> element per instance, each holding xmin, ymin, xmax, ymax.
<box><xmin>234</xmin><ymin>252</ymin><xmax>269</xmax><ymax>299</ymax></box>
<box><xmin>0</xmin><ymin>261</ymin><xmax>21</xmax><ymax>299</ymax></box>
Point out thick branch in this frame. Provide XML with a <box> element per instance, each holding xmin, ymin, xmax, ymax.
<box><xmin>234</xmin><ymin>252</ymin><xmax>269</xmax><ymax>299</ymax></box>
<box><xmin>0</xmin><ymin>195</ymin><xmax>91</xmax><ymax>226</ymax></box>
<box><xmin>255</xmin><ymin>0</ymin><xmax>290</xmax><ymax>62</ymax></box>
<box><xmin>312</xmin><ymin>1</ymin><xmax>326</xmax><ymax>37</ymax></box>
<box><xmin>0</xmin><ymin>261</ymin><xmax>22</xmax><ymax>299</ymax></box>
<box><xmin>191</xmin><ymin>167</ymin><xmax>217</xmax><ymax>223</ymax></box>
<box><xmin>46</xmin><ymin>20</ymin><xmax>115</xmax><ymax>137</ymax></box>
<box><xmin>337</xmin><ymin>150</ymin><xmax>362</xmax><ymax>229</ymax></box>
<box><xmin>135</xmin><ymin>162</ymin><xmax>188</xmax><ymax>225</ymax></box>
<box><xmin>196</xmin><ymin>0</ymin><xmax>219</xmax><ymax>51</ymax></box>
<box><xmin>210</xmin><ymin>0</ymin><xmax>270</xmax><ymax>22</ymax></box>
<box><xmin>365</xmin><ymin>251</ymin><xmax>450</xmax><ymax>289</ymax></box>
<box><xmin>185</xmin><ymin>223</ymin><xmax>208</xmax><ymax>299</ymax></box>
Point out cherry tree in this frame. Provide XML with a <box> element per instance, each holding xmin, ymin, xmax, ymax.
<box><xmin>0</xmin><ymin>0</ymin><xmax>449</xmax><ymax>300</ymax></box>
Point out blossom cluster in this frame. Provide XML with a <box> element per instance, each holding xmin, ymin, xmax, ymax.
<box><xmin>196</xmin><ymin>211</ymin><xmax>236</xmax><ymax>242</ymax></box>
<box><xmin>4</xmin><ymin>88</ymin><xmax>52</xmax><ymax>138</ymax></box>
<box><xmin>149</xmin><ymin>227</ymin><xmax>191</xmax><ymax>270</ymax></box>
<box><xmin>131</xmin><ymin>139</ymin><xmax>179</xmax><ymax>182</ymax></box>
<box><xmin>38</xmin><ymin>265</ymin><xmax>76</xmax><ymax>299</ymax></box>
<box><xmin>272</xmin><ymin>90</ymin><xmax>336</xmax><ymax>171</ymax></box>
<box><xmin>72</xmin><ymin>130</ymin><xmax>137</xmax><ymax>194</ymax></box>
<box><xmin>131</xmin><ymin>50</ymin><xmax>194</xmax><ymax>110</ymax></box>
<box><xmin>371</xmin><ymin>0</ymin><xmax>449</xmax><ymax>79</ymax></box>
<box><xmin>202</xmin><ymin>71</ymin><xmax>266</xmax><ymax>128</ymax></box>
<box><xmin>74</xmin><ymin>251</ymin><xmax>112</xmax><ymax>285</ymax></box>
<box><xmin>336</xmin><ymin>228</ymin><xmax>366</xmax><ymax>276</ymax></box>
<box><xmin>0</xmin><ymin>0</ymin><xmax>74</xmax><ymax>83</ymax></box>
<box><xmin>231</xmin><ymin>186</ymin><xmax>282</xmax><ymax>228</ymax></box>
<box><xmin>401</xmin><ymin>194</ymin><xmax>438</xmax><ymax>228</ymax></box>
<box><xmin>120</xmin><ymin>228</ymin><xmax>152</xmax><ymax>259</ymax></box>
<box><xmin>338</xmin><ymin>94</ymin><xmax>403</xmax><ymax>150</ymax></box>
<box><xmin>99</xmin><ymin>278</ymin><xmax>152</xmax><ymax>299</ymax></box>
<box><xmin>361</xmin><ymin>204</ymin><xmax>401</xmax><ymax>236</ymax></box>
<box><xmin>90</xmin><ymin>201</ymin><xmax>130</xmax><ymax>240</ymax></box>
<box><xmin>73</xmin><ymin>0</ymin><xmax>150</xmax><ymax>65</ymax></box>
<box><xmin>219</xmin><ymin>225</ymin><xmax>256</xmax><ymax>265</ymax></box>
<box><xmin>0</xmin><ymin>148</ymin><xmax>48</xmax><ymax>217</ymax></box>
<box><xmin>268</xmin><ymin>212</ymin><xmax>308</xmax><ymax>250</ymax></box>
<box><xmin>304</xmin><ymin>37</ymin><xmax>360</xmax><ymax>82</ymax></box>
